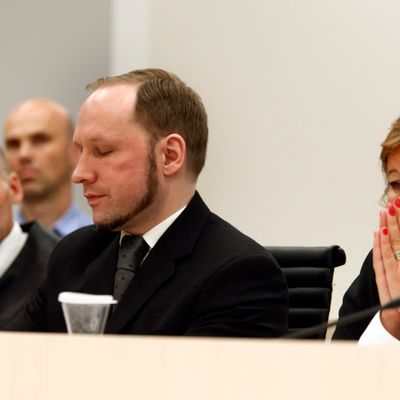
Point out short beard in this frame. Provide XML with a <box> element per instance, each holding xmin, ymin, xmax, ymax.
<box><xmin>24</xmin><ymin>186</ymin><xmax>56</xmax><ymax>202</ymax></box>
<box><xmin>95</xmin><ymin>148</ymin><xmax>158</xmax><ymax>232</ymax></box>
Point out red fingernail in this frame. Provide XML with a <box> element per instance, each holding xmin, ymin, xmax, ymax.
<box><xmin>389</xmin><ymin>206</ymin><xmax>396</xmax><ymax>216</ymax></box>
<box><xmin>383</xmin><ymin>227</ymin><xmax>388</xmax><ymax>235</ymax></box>
<box><xmin>395</xmin><ymin>198</ymin><xmax>400</xmax><ymax>208</ymax></box>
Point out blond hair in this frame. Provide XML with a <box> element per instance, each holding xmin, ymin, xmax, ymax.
<box><xmin>380</xmin><ymin>116</ymin><xmax>400</xmax><ymax>199</ymax></box>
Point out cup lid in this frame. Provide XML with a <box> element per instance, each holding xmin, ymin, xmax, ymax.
<box><xmin>58</xmin><ymin>291</ymin><xmax>117</xmax><ymax>305</ymax></box>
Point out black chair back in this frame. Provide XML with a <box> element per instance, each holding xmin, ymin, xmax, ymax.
<box><xmin>265</xmin><ymin>245</ymin><xmax>346</xmax><ymax>339</ymax></box>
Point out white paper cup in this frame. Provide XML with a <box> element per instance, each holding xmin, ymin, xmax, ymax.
<box><xmin>58</xmin><ymin>292</ymin><xmax>117</xmax><ymax>334</ymax></box>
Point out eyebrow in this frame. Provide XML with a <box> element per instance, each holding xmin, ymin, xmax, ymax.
<box><xmin>387</xmin><ymin>169</ymin><xmax>399</xmax><ymax>178</ymax></box>
<box><xmin>73</xmin><ymin>136</ymin><xmax>107</xmax><ymax>146</ymax></box>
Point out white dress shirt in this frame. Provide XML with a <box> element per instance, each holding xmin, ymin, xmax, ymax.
<box><xmin>358</xmin><ymin>312</ymin><xmax>399</xmax><ymax>345</ymax></box>
<box><xmin>120</xmin><ymin>206</ymin><xmax>186</xmax><ymax>254</ymax></box>
<box><xmin>0</xmin><ymin>222</ymin><xmax>28</xmax><ymax>279</ymax></box>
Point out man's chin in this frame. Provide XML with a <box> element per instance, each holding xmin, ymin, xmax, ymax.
<box><xmin>95</xmin><ymin>223</ymin><xmax>122</xmax><ymax>232</ymax></box>
<box><xmin>94</xmin><ymin>216</ymin><xmax>128</xmax><ymax>232</ymax></box>
<box><xmin>23</xmin><ymin>187</ymin><xmax>48</xmax><ymax>202</ymax></box>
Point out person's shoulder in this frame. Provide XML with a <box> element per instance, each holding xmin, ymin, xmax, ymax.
<box><xmin>207</xmin><ymin>211</ymin><xmax>267</xmax><ymax>253</ymax></box>
<box><xmin>55</xmin><ymin>203</ymin><xmax>93</xmax><ymax>235</ymax></box>
<box><xmin>49</xmin><ymin>226</ymin><xmax>119</xmax><ymax>268</ymax></box>
<box><xmin>57</xmin><ymin>225</ymin><xmax>119</xmax><ymax>254</ymax></box>
<box><xmin>360</xmin><ymin>249</ymin><xmax>374</xmax><ymax>272</ymax></box>
<box><xmin>70</xmin><ymin>204</ymin><xmax>93</xmax><ymax>225</ymax></box>
<box><xmin>180</xmin><ymin>192</ymin><xmax>274</xmax><ymax>262</ymax></box>
<box><xmin>61</xmin><ymin>224</ymin><xmax>114</xmax><ymax>243</ymax></box>
<box><xmin>21</xmin><ymin>221</ymin><xmax>59</xmax><ymax>247</ymax></box>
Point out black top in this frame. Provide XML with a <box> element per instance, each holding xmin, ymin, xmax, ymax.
<box><xmin>8</xmin><ymin>192</ymin><xmax>289</xmax><ymax>338</ymax></box>
<box><xmin>0</xmin><ymin>222</ymin><xmax>59</xmax><ymax>328</ymax></box>
<box><xmin>332</xmin><ymin>251</ymin><xmax>380</xmax><ymax>340</ymax></box>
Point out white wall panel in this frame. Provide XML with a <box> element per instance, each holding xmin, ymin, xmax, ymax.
<box><xmin>112</xmin><ymin>0</ymin><xmax>400</xmax><ymax>319</ymax></box>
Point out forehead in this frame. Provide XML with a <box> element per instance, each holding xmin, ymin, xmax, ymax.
<box><xmin>5</xmin><ymin>105</ymin><xmax>68</xmax><ymax>140</ymax></box>
<box><xmin>387</xmin><ymin>148</ymin><xmax>400</xmax><ymax>174</ymax></box>
<box><xmin>74</xmin><ymin>85</ymin><xmax>139</xmax><ymax>138</ymax></box>
<box><xmin>82</xmin><ymin>85</ymin><xmax>136</xmax><ymax>118</ymax></box>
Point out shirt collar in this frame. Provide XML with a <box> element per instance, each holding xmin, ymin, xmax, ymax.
<box><xmin>0</xmin><ymin>222</ymin><xmax>28</xmax><ymax>279</ymax></box>
<box><xmin>16</xmin><ymin>203</ymin><xmax>92</xmax><ymax>237</ymax></box>
<box><xmin>120</xmin><ymin>206</ymin><xmax>186</xmax><ymax>249</ymax></box>
<box><xmin>52</xmin><ymin>203</ymin><xmax>92</xmax><ymax>236</ymax></box>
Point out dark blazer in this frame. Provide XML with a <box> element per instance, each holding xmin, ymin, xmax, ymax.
<box><xmin>0</xmin><ymin>222</ymin><xmax>59</xmax><ymax>329</ymax></box>
<box><xmin>9</xmin><ymin>192</ymin><xmax>288</xmax><ymax>337</ymax></box>
<box><xmin>332</xmin><ymin>251</ymin><xmax>379</xmax><ymax>340</ymax></box>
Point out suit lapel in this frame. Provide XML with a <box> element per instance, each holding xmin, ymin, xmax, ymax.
<box><xmin>105</xmin><ymin>253</ymin><xmax>175</xmax><ymax>333</ymax></box>
<box><xmin>79</xmin><ymin>235</ymin><xmax>120</xmax><ymax>295</ymax></box>
<box><xmin>106</xmin><ymin>191</ymin><xmax>211</xmax><ymax>333</ymax></box>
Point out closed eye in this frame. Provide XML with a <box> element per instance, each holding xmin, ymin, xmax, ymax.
<box><xmin>94</xmin><ymin>147</ymin><xmax>113</xmax><ymax>157</ymax></box>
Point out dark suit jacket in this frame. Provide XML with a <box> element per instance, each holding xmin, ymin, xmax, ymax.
<box><xmin>0</xmin><ymin>222</ymin><xmax>59</xmax><ymax>328</ymax></box>
<box><xmin>332</xmin><ymin>251</ymin><xmax>379</xmax><ymax>340</ymax></box>
<box><xmin>9</xmin><ymin>192</ymin><xmax>288</xmax><ymax>337</ymax></box>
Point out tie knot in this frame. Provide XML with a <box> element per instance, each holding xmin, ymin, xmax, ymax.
<box><xmin>114</xmin><ymin>235</ymin><xmax>149</xmax><ymax>303</ymax></box>
<box><xmin>121</xmin><ymin>235</ymin><xmax>147</xmax><ymax>251</ymax></box>
<box><xmin>119</xmin><ymin>235</ymin><xmax>149</xmax><ymax>269</ymax></box>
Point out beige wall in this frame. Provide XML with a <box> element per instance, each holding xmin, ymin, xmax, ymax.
<box><xmin>112</xmin><ymin>0</ymin><xmax>400</xmax><ymax>318</ymax></box>
<box><xmin>3</xmin><ymin>0</ymin><xmax>400</xmax><ymax>319</ymax></box>
<box><xmin>0</xmin><ymin>0</ymin><xmax>111</xmax><ymax>214</ymax></box>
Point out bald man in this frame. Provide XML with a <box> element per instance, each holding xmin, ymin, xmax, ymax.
<box><xmin>3</xmin><ymin>98</ymin><xmax>92</xmax><ymax>236</ymax></box>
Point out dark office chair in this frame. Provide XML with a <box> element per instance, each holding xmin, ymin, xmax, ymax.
<box><xmin>265</xmin><ymin>245</ymin><xmax>346</xmax><ymax>339</ymax></box>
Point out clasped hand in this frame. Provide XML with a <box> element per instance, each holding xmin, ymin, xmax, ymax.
<box><xmin>373</xmin><ymin>199</ymin><xmax>400</xmax><ymax>339</ymax></box>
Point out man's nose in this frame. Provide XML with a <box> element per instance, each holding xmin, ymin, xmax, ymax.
<box><xmin>18</xmin><ymin>141</ymin><xmax>33</xmax><ymax>160</ymax></box>
<box><xmin>72</xmin><ymin>154</ymin><xmax>95</xmax><ymax>184</ymax></box>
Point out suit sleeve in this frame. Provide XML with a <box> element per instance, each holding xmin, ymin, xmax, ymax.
<box><xmin>5</xmin><ymin>283</ymin><xmax>48</xmax><ymax>332</ymax></box>
<box><xmin>184</xmin><ymin>253</ymin><xmax>289</xmax><ymax>338</ymax></box>
<box><xmin>6</xmin><ymin>240</ymin><xmax>63</xmax><ymax>332</ymax></box>
<box><xmin>332</xmin><ymin>250</ymin><xmax>380</xmax><ymax>340</ymax></box>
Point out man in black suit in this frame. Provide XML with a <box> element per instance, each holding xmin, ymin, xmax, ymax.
<box><xmin>0</xmin><ymin>147</ymin><xmax>59</xmax><ymax>328</ymax></box>
<box><xmin>9</xmin><ymin>68</ymin><xmax>288</xmax><ymax>337</ymax></box>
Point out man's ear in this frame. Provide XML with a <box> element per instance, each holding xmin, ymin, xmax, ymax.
<box><xmin>8</xmin><ymin>172</ymin><xmax>23</xmax><ymax>204</ymax></box>
<box><xmin>159</xmin><ymin>134</ymin><xmax>186</xmax><ymax>177</ymax></box>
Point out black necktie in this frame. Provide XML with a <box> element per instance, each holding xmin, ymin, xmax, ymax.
<box><xmin>113</xmin><ymin>235</ymin><xmax>149</xmax><ymax>303</ymax></box>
